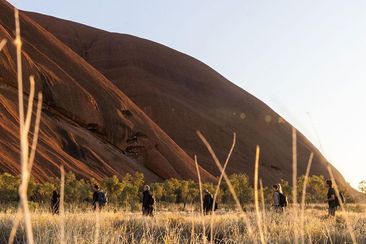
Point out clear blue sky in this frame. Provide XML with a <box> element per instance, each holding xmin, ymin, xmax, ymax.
<box><xmin>9</xmin><ymin>0</ymin><xmax>366</xmax><ymax>189</ymax></box>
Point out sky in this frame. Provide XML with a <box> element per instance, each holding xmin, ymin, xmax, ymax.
<box><xmin>8</xmin><ymin>0</ymin><xmax>366</xmax><ymax>189</ymax></box>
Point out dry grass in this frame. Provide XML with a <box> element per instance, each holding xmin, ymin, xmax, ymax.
<box><xmin>0</xmin><ymin>207</ymin><xmax>365</xmax><ymax>243</ymax></box>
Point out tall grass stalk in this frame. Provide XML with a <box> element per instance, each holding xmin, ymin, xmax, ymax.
<box><xmin>325</xmin><ymin>225</ymin><xmax>334</xmax><ymax>244</ymax></box>
<box><xmin>0</xmin><ymin>39</ymin><xmax>7</xmax><ymax>51</ymax></box>
<box><xmin>292</xmin><ymin>127</ymin><xmax>299</xmax><ymax>243</ymax></box>
<box><xmin>194</xmin><ymin>155</ymin><xmax>206</xmax><ymax>244</ymax></box>
<box><xmin>8</xmin><ymin>76</ymin><xmax>43</xmax><ymax>244</ymax></box>
<box><xmin>10</xmin><ymin>8</ymin><xmax>43</xmax><ymax>244</ymax></box>
<box><xmin>254</xmin><ymin>145</ymin><xmax>265</xmax><ymax>244</ymax></box>
<box><xmin>259</xmin><ymin>180</ymin><xmax>268</xmax><ymax>239</ymax></box>
<box><xmin>27</xmin><ymin>76</ymin><xmax>43</xmax><ymax>172</ymax></box>
<box><xmin>300</xmin><ymin>152</ymin><xmax>314</xmax><ymax>244</ymax></box>
<box><xmin>2</xmin><ymin>31</ymin><xmax>16</xmax><ymax>244</ymax></box>
<box><xmin>60</xmin><ymin>165</ymin><xmax>65</xmax><ymax>243</ymax></box>
<box><xmin>210</xmin><ymin>132</ymin><xmax>236</xmax><ymax>243</ymax></box>
<box><xmin>8</xmin><ymin>210</ymin><xmax>22</xmax><ymax>244</ymax></box>
<box><xmin>24</xmin><ymin>76</ymin><xmax>35</xmax><ymax>140</ymax></box>
<box><xmin>13</xmin><ymin>10</ymin><xmax>28</xmax><ymax>240</ymax></box>
<box><xmin>307</xmin><ymin>230</ymin><xmax>313</xmax><ymax>244</ymax></box>
<box><xmin>190</xmin><ymin>201</ymin><xmax>195</xmax><ymax>244</ymax></box>
<box><xmin>95</xmin><ymin>207</ymin><xmax>100</xmax><ymax>244</ymax></box>
<box><xmin>196</xmin><ymin>131</ymin><xmax>255</xmax><ymax>241</ymax></box>
<box><xmin>327</xmin><ymin>166</ymin><xmax>357</xmax><ymax>243</ymax></box>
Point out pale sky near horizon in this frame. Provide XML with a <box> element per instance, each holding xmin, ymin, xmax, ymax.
<box><xmin>8</xmin><ymin>0</ymin><xmax>366</xmax><ymax>189</ymax></box>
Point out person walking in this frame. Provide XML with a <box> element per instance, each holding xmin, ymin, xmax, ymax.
<box><xmin>92</xmin><ymin>184</ymin><xmax>108</xmax><ymax>211</ymax></box>
<box><xmin>51</xmin><ymin>190</ymin><xmax>60</xmax><ymax>215</ymax></box>
<box><xmin>203</xmin><ymin>189</ymin><xmax>214</xmax><ymax>215</ymax></box>
<box><xmin>273</xmin><ymin>184</ymin><xmax>287</xmax><ymax>213</ymax></box>
<box><xmin>325</xmin><ymin>179</ymin><xmax>337</xmax><ymax>216</ymax></box>
<box><xmin>142</xmin><ymin>185</ymin><xmax>154</xmax><ymax>216</ymax></box>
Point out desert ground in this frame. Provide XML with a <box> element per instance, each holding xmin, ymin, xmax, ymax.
<box><xmin>1</xmin><ymin>204</ymin><xmax>366</xmax><ymax>243</ymax></box>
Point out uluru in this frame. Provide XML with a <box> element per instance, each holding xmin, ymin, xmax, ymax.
<box><xmin>0</xmin><ymin>0</ymin><xmax>347</xmax><ymax>188</ymax></box>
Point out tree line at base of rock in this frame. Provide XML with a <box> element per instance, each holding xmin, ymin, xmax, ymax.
<box><xmin>0</xmin><ymin>171</ymin><xmax>356</xmax><ymax>210</ymax></box>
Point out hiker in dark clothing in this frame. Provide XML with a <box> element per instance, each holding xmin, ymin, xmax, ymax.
<box><xmin>273</xmin><ymin>184</ymin><xmax>282</xmax><ymax>213</ymax></box>
<box><xmin>92</xmin><ymin>184</ymin><xmax>107</xmax><ymax>211</ymax></box>
<box><xmin>325</xmin><ymin>179</ymin><xmax>337</xmax><ymax>216</ymax></box>
<box><xmin>203</xmin><ymin>189</ymin><xmax>214</xmax><ymax>215</ymax></box>
<box><xmin>273</xmin><ymin>184</ymin><xmax>287</xmax><ymax>213</ymax></box>
<box><xmin>142</xmin><ymin>185</ymin><xmax>154</xmax><ymax>216</ymax></box>
<box><xmin>51</xmin><ymin>190</ymin><xmax>60</xmax><ymax>215</ymax></box>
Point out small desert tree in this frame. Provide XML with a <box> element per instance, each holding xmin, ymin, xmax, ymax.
<box><xmin>222</xmin><ymin>173</ymin><xmax>253</xmax><ymax>206</ymax></box>
<box><xmin>101</xmin><ymin>175</ymin><xmax>124</xmax><ymax>204</ymax></box>
<box><xmin>180</xmin><ymin>179</ymin><xmax>199</xmax><ymax>209</ymax></box>
<box><xmin>161</xmin><ymin>178</ymin><xmax>183</xmax><ymax>203</ymax></box>
<box><xmin>150</xmin><ymin>182</ymin><xmax>164</xmax><ymax>201</ymax></box>
<box><xmin>34</xmin><ymin>181</ymin><xmax>57</xmax><ymax>203</ymax></box>
<box><xmin>305</xmin><ymin>175</ymin><xmax>327</xmax><ymax>203</ymax></box>
<box><xmin>64</xmin><ymin>172</ymin><xmax>91</xmax><ymax>204</ymax></box>
<box><xmin>359</xmin><ymin>180</ymin><xmax>366</xmax><ymax>194</ymax></box>
<box><xmin>119</xmin><ymin>172</ymin><xmax>144</xmax><ymax>210</ymax></box>
<box><xmin>0</xmin><ymin>173</ymin><xmax>20</xmax><ymax>203</ymax></box>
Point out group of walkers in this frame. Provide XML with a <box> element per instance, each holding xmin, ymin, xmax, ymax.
<box><xmin>49</xmin><ymin>179</ymin><xmax>343</xmax><ymax>217</ymax></box>
<box><xmin>50</xmin><ymin>184</ymin><xmax>109</xmax><ymax>215</ymax></box>
<box><xmin>272</xmin><ymin>179</ymin><xmax>344</xmax><ymax>217</ymax></box>
<box><xmin>49</xmin><ymin>184</ymin><xmax>155</xmax><ymax>216</ymax></box>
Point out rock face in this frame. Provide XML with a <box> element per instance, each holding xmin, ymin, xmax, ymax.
<box><xmin>0</xmin><ymin>0</ymin><xmax>214</xmax><ymax>182</ymax></box>
<box><xmin>0</xmin><ymin>0</ymin><xmax>347</xmax><ymax>187</ymax></box>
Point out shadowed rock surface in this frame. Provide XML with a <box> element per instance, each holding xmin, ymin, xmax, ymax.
<box><xmin>0</xmin><ymin>0</ymin><xmax>214</xmax><ymax>182</ymax></box>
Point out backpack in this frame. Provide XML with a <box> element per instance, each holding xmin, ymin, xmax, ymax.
<box><xmin>335</xmin><ymin>192</ymin><xmax>345</xmax><ymax>207</ymax></box>
<box><xmin>209</xmin><ymin>196</ymin><xmax>218</xmax><ymax>211</ymax></box>
<box><xmin>214</xmin><ymin>202</ymin><xmax>218</xmax><ymax>211</ymax></box>
<box><xmin>149</xmin><ymin>195</ymin><xmax>155</xmax><ymax>205</ymax></box>
<box><xmin>279</xmin><ymin>192</ymin><xmax>288</xmax><ymax>207</ymax></box>
<box><xmin>97</xmin><ymin>191</ymin><xmax>108</xmax><ymax>206</ymax></box>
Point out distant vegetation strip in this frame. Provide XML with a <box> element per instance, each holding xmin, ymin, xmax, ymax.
<box><xmin>0</xmin><ymin>172</ymin><xmax>359</xmax><ymax>210</ymax></box>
